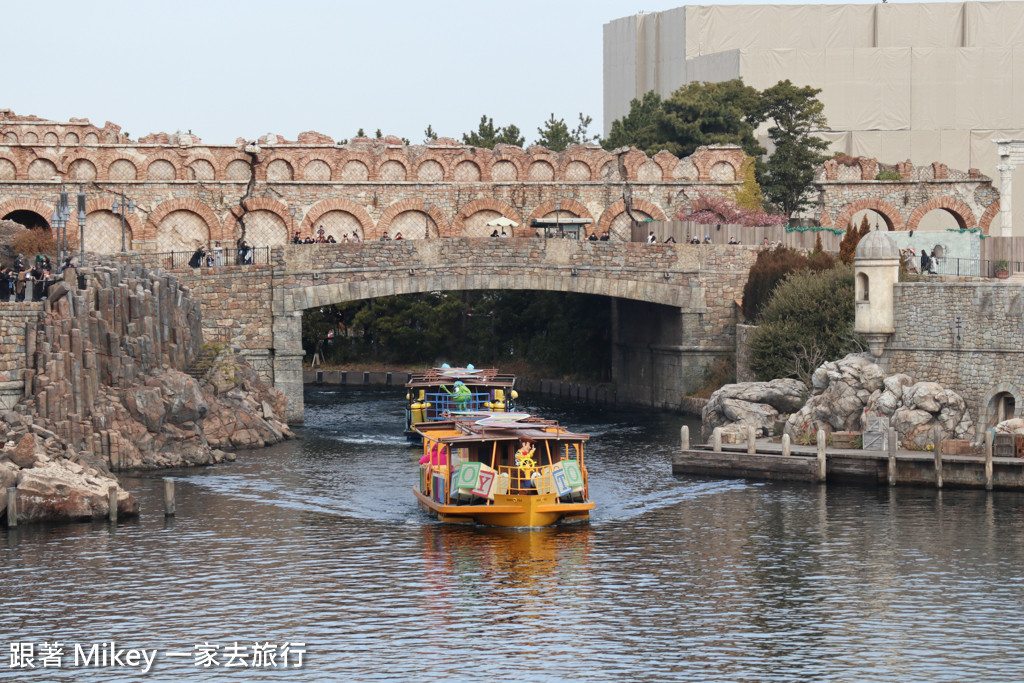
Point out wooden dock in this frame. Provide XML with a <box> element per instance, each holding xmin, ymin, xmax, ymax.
<box><xmin>673</xmin><ymin>426</ymin><xmax>1024</xmax><ymax>490</ymax></box>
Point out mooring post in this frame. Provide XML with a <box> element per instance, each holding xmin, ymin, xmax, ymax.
<box><xmin>934</xmin><ymin>440</ymin><xmax>944</xmax><ymax>489</ymax></box>
<box><xmin>888</xmin><ymin>427</ymin><xmax>897</xmax><ymax>487</ymax></box>
<box><xmin>712</xmin><ymin>427</ymin><xmax>722</xmax><ymax>453</ymax></box>
<box><xmin>816</xmin><ymin>429</ymin><xmax>827</xmax><ymax>482</ymax></box>
<box><xmin>680</xmin><ymin>425</ymin><xmax>689</xmax><ymax>452</ymax></box>
<box><xmin>6</xmin><ymin>487</ymin><xmax>16</xmax><ymax>528</ymax></box>
<box><xmin>108</xmin><ymin>486</ymin><xmax>117</xmax><ymax>523</ymax></box>
<box><xmin>747</xmin><ymin>425</ymin><xmax>757</xmax><ymax>455</ymax></box>
<box><xmin>781</xmin><ymin>433</ymin><xmax>791</xmax><ymax>457</ymax></box>
<box><xmin>985</xmin><ymin>430</ymin><xmax>994</xmax><ymax>491</ymax></box>
<box><xmin>164</xmin><ymin>478</ymin><xmax>176</xmax><ymax>516</ymax></box>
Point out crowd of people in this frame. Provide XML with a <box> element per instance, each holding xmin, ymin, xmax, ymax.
<box><xmin>0</xmin><ymin>253</ymin><xmax>63</xmax><ymax>302</ymax></box>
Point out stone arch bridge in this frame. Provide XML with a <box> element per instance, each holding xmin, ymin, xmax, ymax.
<box><xmin>125</xmin><ymin>239</ymin><xmax>756</xmax><ymax>421</ymax></box>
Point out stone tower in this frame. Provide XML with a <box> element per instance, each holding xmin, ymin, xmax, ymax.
<box><xmin>854</xmin><ymin>231</ymin><xmax>900</xmax><ymax>357</ymax></box>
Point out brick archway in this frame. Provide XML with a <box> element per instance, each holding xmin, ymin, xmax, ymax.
<box><xmin>906</xmin><ymin>196</ymin><xmax>978</xmax><ymax>232</ymax></box>
<box><xmin>218</xmin><ymin>153</ymin><xmax>259</xmax><ymax>181</ymax></box>
<box><xmin>978</xmin><ymin>200</ymin><xmax>1000</xmax><ymax>235</ymax></box>
<box><xmin>558</xmin><ymin>153</ymin><xmax>597</xmax><ymax>181</ymax></box>
<box><xmin>84</xmin><ymin>197</ymin><xmax>143</xmax><ymax>242</ymax></box>
<box><xmin>527</xmin><ymin>198</ymin><xmax>593</xmax><ymax>225</ymax></box>
<box><xmin>377</xmin><ymin>198</ymin><xmax>451</xmax><ymax>239</ymax></box>
<box><xmin>298</xmin><ymin>152</ymin><xmax>338</xmax><ymax>181</ymax></box>
<box><xmin>145</xmin><ymin>198</ymin><xmax>221</xmax><ymax>242</ymax></box>
<box><xmin>302</xmin><ymin>198</ymin><xmax>375</xmax><ymax>239</ymax></box>
<box><xmin>142</xmin><ymin>150</ymin><xmax>184</xmax><ymax>181</ymax></box>
<box><xmin>452</xmin><ymin>198</ymin><xmax>523</xmax><ymax>236</ymax></box>
<box><xmin>833</xmin><ymin>198</ymin><xmax>905</xmax><ymax>232</ymax></box>
<box><xmin>183</xmin><ymin>152</ymin><xmax>219</xmax><ymax>181</ymax></box>
<box><xmin>225</xmin><ymin>197</ymin><xmax>294</xmax><ymax>241</ymax></box>
<box><xmin>0</xmin><ymin>198</ymin><xmax>55</xmax><ymax>227</ymax></box>
<box><xmin>597</xmin><ymin>199</ymin><xmax>667</xmax><ymax>233</ymax></box>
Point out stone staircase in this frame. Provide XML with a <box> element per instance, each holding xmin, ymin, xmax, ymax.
<box><xmin>184</xmin><ymin>345</ymin><xmax>219</xmax><ymax>381</ymax></box>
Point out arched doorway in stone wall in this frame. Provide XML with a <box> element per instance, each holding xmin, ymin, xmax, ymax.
<box><xmin>238</xmin><ymin>210</ymin><xmax>288</xmax><ymax>248</ymax></box>
<box><xmin>66</xmin><ymin>210</ymin><xmax>132</xmax><ymax>253</ymax></box>
<box><xmin>463</xmin><ymin>210</ymin><xmax>503</xmax><ymax>237</ymax></box>
<box><xmin>387</xmin><ymin>210</ymin><xmax>431</xmax><ymax>240</ymax></box>
<box><xmin>312</xmin><ymin>210</ymin><xmax>365</xmax><ymax>242</ymax></box>
<box><xmin>609</xmin><ymin>210</ymin><xmax>653</xmax><ymax>241</ymax></box>
<box><xmin>849</xmin><ymin>209</ymin><xmax>895</xmax><ymax>232</ymax></box>
<box><xmin>986</xmin><ymin>390</ymin><xmax>1018</xmax><ymax>431</ymax></box>
<box><xmin>156</xmin><ymin>210</ymin><xmax>210</xmax><ymax>253</ymax></box>
<box><xmin>913</xmin><ymin>208</ymin><xmax>963</xmax><ymax>231</ymax></box>
<box><xmin>2</xmin><ymin>209</ymin><xmax>49</xmax><ymax>230</ymax></box>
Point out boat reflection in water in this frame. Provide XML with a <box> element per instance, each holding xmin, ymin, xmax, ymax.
<box><xmin>413</xmin><ymin>412</ymin><xmax>593</xmax><ymax>527</ymax></box>
<box><xmin>418</xmin><ymin>523</ymin><xmax>593</xmax><ymax>624</ymax></box>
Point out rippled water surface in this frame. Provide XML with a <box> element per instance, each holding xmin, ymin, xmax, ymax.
<box><xmin>5</xmin><ymin>387</ymin><xmax>1024</xmax><ymax>681</ymax></box>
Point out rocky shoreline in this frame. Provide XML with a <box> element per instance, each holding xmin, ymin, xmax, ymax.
<box><xmin>702</xmin><ymin>353</ymin><xmax>977</xmax><ymax>448</ymax></box>
<box><xmin>1</xmin><ymin>261</ymin><xmax>293</xmax><ymax>526</ymax></box>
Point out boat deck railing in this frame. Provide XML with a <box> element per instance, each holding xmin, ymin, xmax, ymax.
<box><xmin>422</xmin><ymin>461</ymin><xmax>588</xmax><ymax>506</ymax></box>
<box><xmin>423</xmin><ymin>391</ymin><xmax>499</xmax><ymax>419</ymax></box>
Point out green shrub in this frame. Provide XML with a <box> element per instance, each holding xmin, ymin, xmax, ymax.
<box><xmin>742</xmin><ymin>246</ymin><xmax>814</xmax><ymax>322</ymax></box>
<box><xmin>748</xmin><ymin>264</ymin><xmax>861</xmax><ymax>381</ymax></box>
<box><xmin>875</xmin><ymin>170</ymin><xmax>901</xmax><ymax>181</ymax></box>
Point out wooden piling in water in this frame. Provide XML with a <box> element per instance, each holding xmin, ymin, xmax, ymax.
<box><xmin>6</xmin><ymin>487</ymin><xmax>16</xmax><ymax>527</ymax></box>
<box><xmin>888</xmin><ymin>428</ymin><xmax>897</xmax><ymax>487</ymax></box>
<box><xmin>985</xmin><ymin>432</ymin><xmax>994</xmax><ymax>491</ymax></box>
<box><xmin>747</xmin><ymin>425</ymin><xmax>756</xmax><ymax>455</ymax></box>
<box><xmin>934</xmin><ymin>441</ymin><xmax>944</xmax><ymax>489</ymax></box>
<box><xmin>108</xmin><ymin>486</ymin><xmax>117</xmax><ymax>523</ymax></box>
<box><xmin>712</xmin><ymin>427</ymin><xmax>722</xmax><ymax>453</ymax></box>
<box><xmin>816</xmin><ymin>430</ymin><xmax>827</xmax><ymax>482</ymax></box>
<box><xmin>781</xmin><ymin>433</ymin><xmax>791</xmax><ymax>457</ymax></box>
<box><xmin>680</xmin><ymin>425</ymin><xmax>689</xmax><ymax>452</ymax></box>
<box><xmin>164</xmin><ymin>478</ymin><xmax>176</xmax><ymax>516</ymax></box>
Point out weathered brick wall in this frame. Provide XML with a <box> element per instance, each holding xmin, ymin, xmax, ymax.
<box><xmin>817</xmin><ymin>157</ymin><xmax>999</xmax><ymax>233</ymax></box>
<box><xmin>887</xmin><ymin>280</ymin><xmax>1024</xmax><ymax>430</ymax></box>
<box><xmin>0</xmin><ymin>111</ymin><xmax>750</xmax><ymax>254</ymax></box>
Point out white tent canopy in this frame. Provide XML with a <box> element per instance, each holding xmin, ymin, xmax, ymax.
<box><xmin>485</xmin><ymin>216</ymin><xmax>520</xmax><ymax>228</ymax></box>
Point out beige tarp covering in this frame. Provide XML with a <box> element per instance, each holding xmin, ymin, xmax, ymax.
<box><xmin>604</xmin><ymin>2</ymin><xmax>1024</xmax><ymax>230</ymax></box>
<box><xmin>683</xmin><ymin>4</ymin><xmax>876</xmax><ymax>57</ymax></box>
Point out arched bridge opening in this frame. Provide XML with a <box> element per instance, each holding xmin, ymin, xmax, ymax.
<box><xmin>152</xmin><ymin>239</ymin><xmax>757</xmax><ymax>422</ymax></box>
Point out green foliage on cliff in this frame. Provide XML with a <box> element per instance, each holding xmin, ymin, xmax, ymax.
<box><xmin>747</xmin><ymin>264</ymin><xmax>860</xmax><ymax>383</ymax></box>
<box><xmin>302</xmin><ymin>290</ymin><xmax>612</xmax><ymax>381</ymax></box>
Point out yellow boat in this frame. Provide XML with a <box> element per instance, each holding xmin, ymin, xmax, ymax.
<box><xmin>412</xmin><ymin>413</ymin><xmax>594</xmax><ymax>528</ymax></box>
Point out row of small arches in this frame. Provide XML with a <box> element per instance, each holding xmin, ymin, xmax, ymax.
<box><xmin>0</xmin><ymin>154</ymin><xmax>738</xmax><ymax>184</ymax></box>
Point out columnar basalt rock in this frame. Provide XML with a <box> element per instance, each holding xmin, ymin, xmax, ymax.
<box><xmin>0</xmin><ymin>259</ymin><xmax>293</xmax><ymax>525</ymax></box>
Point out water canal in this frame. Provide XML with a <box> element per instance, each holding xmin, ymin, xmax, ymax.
<box><xmin>4</xmin><ymin>387</ymin><xmax>1024</xmax><ymax>681</ymax></box>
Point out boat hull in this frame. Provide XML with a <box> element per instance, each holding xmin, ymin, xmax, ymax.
<box><xmin>413</xmin><ymin>487</ymin><xmax>592</xmax><ymax>528</ymax></box>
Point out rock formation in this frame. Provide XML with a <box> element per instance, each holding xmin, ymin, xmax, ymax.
<box><xmin>785</xmin><ymin>353</ymin><xmax>974</xmax><ymax>449</ymax></box>
<box><xmin>701</xmin><ymin>378</ymin><xmax>807</xmax><ymax>442</ymax></box>
<box><xmin>1</xmin><ymin>260</ymin><xmax>293</xmax><ymax>525</ymax></box>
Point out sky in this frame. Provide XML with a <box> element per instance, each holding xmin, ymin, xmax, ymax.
<box><xmin>3</xmin><ymin>0</ymin><xmax>960</xmax><ymax>146</ymax></box>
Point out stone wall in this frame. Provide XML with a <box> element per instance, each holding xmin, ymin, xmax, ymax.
<box><xmin>114</xmin><ymin>239</ymin><xmax>757</xmax><ymax>419</ymax></box>
<box><xmin>0</xmin><ymin>111</ymin><xmax>750</xmax><ymax>254</ymax></box>
<box><xmin>0</xmin><ymin>302</ymin><xmax>42</xmax><ymax>409</ymax></box>
<box><xmin>886</xmin><ymin>280</ymin><xmax>1024</xmax><ymax>431</ymax></box>
<box><xmin>816</xmin><ymin>157</ymin><xmax>999</xmax><ymax>234</ymax></box>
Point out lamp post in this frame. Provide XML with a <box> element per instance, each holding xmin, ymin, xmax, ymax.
<box><xmin>76</xmin><ymin>185</ymin><xmax>86</xmax><ymax>267</ymax></box>
<box><xmin>554</xmin><ymin>199</ymin><xmax>562</xmax><ymax>238</ymax></box>
<box><xmin>50</xmin><ymin>185</ymin><xmax>70</xmax><ymax>270</ymax></box>
<box><xmin>111</xmin><ymin>191</ymin><xmax>135</xmax><ymax>252</ymax></box>
<box><xmin>423</xmin><ymin>200</ymin><xmax>431</xmax><ymax>238</ymax></box>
